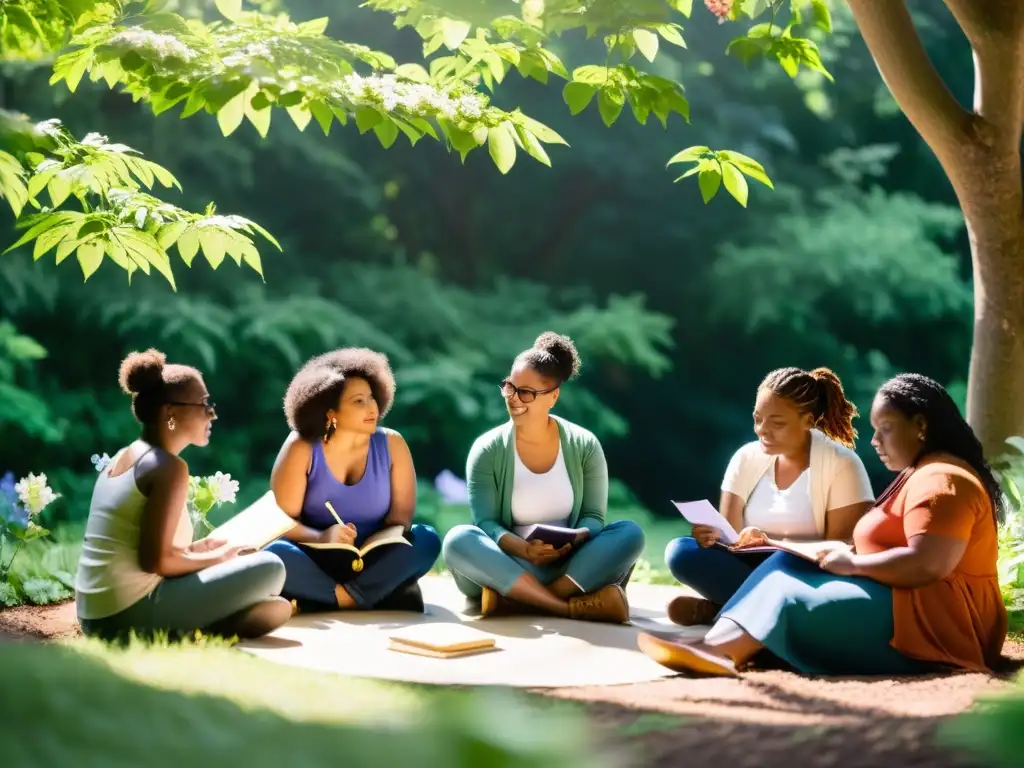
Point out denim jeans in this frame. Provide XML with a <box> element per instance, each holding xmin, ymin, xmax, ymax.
<box><xmin>265</xmin><ymin>523</ymin><xmax>441</xmax><ymax>609</ymax></box>
<box><xmin>664</xmin><ymin>536</ymin><xmax>773</xmax><ymax>605</ymax></box>
<box><xmin>442</xmin><ymin>520</ymin><xmax>645</xmax><ymax>598</ymax></box>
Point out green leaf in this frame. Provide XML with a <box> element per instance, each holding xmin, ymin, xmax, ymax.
<box><xmin>309</xmin><ymin>101</ymin><xmax>334</xmax><ymax>136</ymax></box>
<box><xmin>563</xmin><ymin>82</ymin><xmax>596</xmax><ymax>115</ymax></box>
<box><xmin>667</xmin><ymin>145</ymin><xmax>711</xmax><ymax>165</ymax></box>
<box><xmin>198</xmin><ymin>229</ymin><xmax>226</xmax><ymax>268</ymax></box>
<box><xmin>48</xmin><ymin>175</ymin><xmax>72</xmax><ymax>208</ymax></box>
<box><xmin>698</xmin><ymin>168</ymin><xmax>721</xmax><ymax>203</ymax></box>
<box><xmin>811</xmin><ymin>0</ymin><xmax>833</xmax><ymax>32</ymax></box>
<box><xmin>672</xmin><ymin>0</ymin><xmax>693</xmax><ymax>15</ymax></box>
<box><xmin>721</xmin><ymin>162</ymin><xmax>749</xmax><ymax>206</ymax></box>
<box><xmin>633</xmin><ymin>29</ymin><xmax>659</xmax><ymax>62</ymax></box>
<box><xmin>441</xmin><ymin>18</ymin><xmax>472</xmax><ymax>49</ymax></box>
<box><xmin>77</xmin><ymin>240</ymin><xmax>104</xmax><ymax>280</ymax></box>
<box><xmin>395</xmin><ymin>63</ymin><xmax>431</xmax><ymax>83</ymax></box>
<box><xmin>217</xmin><ymin>91</ymin><xmax>247</xmax><ymax>137</ymax></box>
<box><xmin>356</xmin><ymin>108</ymin><xmax>382</xmax><ymax>134</ymax></box>
<box><xmin>516</xmin><ymin>115</ymin><xmax>568</xmax><ymax>146</ymax></box>
<box><xmin>177</xmin><ymin>227</ymin><xmax>200</xmax><ymax>266</ymax></box>
<box><xmin>572</xmin><ymin>66</ymin><xmax>611</xmax><ymax>85</ymax></box>
<box><xmin>598</xmin><ymin>89</ymin><xmax>624</xmax><ymax>127</ymax></box>
<box><xmin>214</xmin><ymin>0</ymin><xmax>242</xmax><ymax>20</ymax></box>
<box><xmin>373</xmin><ymin>119</ymin><xmax>399</xmax><ymax>149</ymax></box>
<box><xmin>487</xmin><ymin>123</ymin><xmax>517</xmax><ymax>174</ymax></box>
<box><xmin>717</xmin><ymin>150</ymin><xmax>774</xmax><ymax>188</ymax></box>
<box><xmin>514</xmin><ymin>126</ymin><xmax>551</xmax><ymax>167</ymax></box>
<box><xmin>286</xmin><ymin>105</ymin><xmax>313</xmax><ymax>131</ymax></box>
<box><xmin>245</xmin><ymin>100</ymin><xmax>272</xmax><ymax>138</ymax></box>
<box><xmin>656</xmin><ymin>24</ymin><xmax>687</xmax><ymax>48</ymax></box>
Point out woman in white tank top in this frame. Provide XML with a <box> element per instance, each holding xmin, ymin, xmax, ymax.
<box><xmin>663</xmin><ymin>367</ymin><xmax>874</xmax><ymax>625</ymax></box>
<box><xmin>75</xmin><ymin>348</ymin><xmax>290</xmax><ymax>641</ymax></box>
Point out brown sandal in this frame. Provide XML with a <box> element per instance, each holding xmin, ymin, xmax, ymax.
<box><xmin>637</xmin><ymin>632</ymin><xmax>741</xmax><ymax>677</ymax></box>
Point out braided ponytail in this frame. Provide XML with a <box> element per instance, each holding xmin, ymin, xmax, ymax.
<box><xmin>759</xmin><ymin>367</ymin><xmax>858</xmax><ymax>448</ymax></box>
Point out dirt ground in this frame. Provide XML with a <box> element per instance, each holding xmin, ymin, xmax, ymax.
<box><xmin>2</xmin><ymin>601</ymin><xmax>1020</xmax><ymax>767</ymax></box>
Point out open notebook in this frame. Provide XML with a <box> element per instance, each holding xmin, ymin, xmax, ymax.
<box><xmin>387</xmin><ymin>623</ymin><xmax>499</xmax><ymax>659</ymax></box>
<box><xmin>303</xmin><ymin>525</ymin><xmax>410</xmax><ymax>572</ymax></box>
<box><xmin>208</xmin><ymin>491</ymin><xmax>296</xmax><ymax>550</ymax></box>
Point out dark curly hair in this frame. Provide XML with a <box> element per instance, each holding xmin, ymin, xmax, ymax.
<box><xmin>759</xmin><ymin>367</ymin><xmax>858</xmax><ymax>448</ymax></box>
<box><xmin>118</xmin><ymin>348</ymin><xmax>202</xmax><ymax>425</ymax></box>
<box><xmin>877</xmin><ymin>373</ymin><xmax>1004</xmax><ymax>522</ymax></box>
<box><xmin>283</xmin><ymin>347</ymin><xmax>396</xmax><ymax>441</ymax></box>
<box><xmin>514</xmin><ymin>332</ymin><xmax>581</xmax><ymax>386</ymax></box>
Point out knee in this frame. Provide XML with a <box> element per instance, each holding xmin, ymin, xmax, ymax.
<box><xmin>441</xmin><ymin>524</ymin><xmax>485</xmax><ymax>566</ymax></box>
<box><xmin>664</xmin><ymin>536</ymin><xmax>701</xmax><ymax>575</ymax></box>
<box><xmin>409</xmin><ymin>524</ymin><xmax>442</xmax><ymax>567</ymax></box>
<box><xmin>605</xmin><ymin>519</ymin><xmax>645</xmax><ymax>556</ymax></box>
<box><xmin>246</xmin><ymin>551</ymin><xmax>287</xmax><ymax>596</ymax></box>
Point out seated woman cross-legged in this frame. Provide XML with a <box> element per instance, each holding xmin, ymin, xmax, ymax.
<box><xmin>266</xmin><ymin>348</ymin><xmax>441</xmax><ymax>613</ymax></box>
<box><xmin>442</xmin><ymin>332</ymin><xmax>645</xmax><ymax>624</ymax></box>
<box><xmin>664</xmin><ymin>367</ymin><xmax>874</xmax><ymax>625</ymax></box>
<box><xmin>76</xmin><ymin>350</ymin><xmax>290</xmax><ymax>642</ymax></box>
<box><xmin>640</xmin><ymin>373</ymin><xmax>1008</xmax><ymax>678</ymax></box>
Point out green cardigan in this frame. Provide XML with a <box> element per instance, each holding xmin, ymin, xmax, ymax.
<box><xmin>465</xmin><ymin>414</ymin><xmax>608</xmax><ymax>542</ymax></box>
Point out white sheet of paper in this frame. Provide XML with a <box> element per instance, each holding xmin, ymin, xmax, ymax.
<box><xmin>671</xmin><ymin>499</ymin><xmax>740</xmax><ymax>545</ymax></box>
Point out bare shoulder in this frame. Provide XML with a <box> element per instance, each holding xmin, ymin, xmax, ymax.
<box><xmin>383</xmin><ymin>428</ymin><xmax>411</xmax><ymax>453</ymax></box>
<box><xmin>280</xmin><ymin>430</ymin><xmax>313</xmax><ymax>459</ymax></box>
<box><xmin>136</xmin><ymin>449</ymin><xmax>188</xmax><ymax>494</ymax></box>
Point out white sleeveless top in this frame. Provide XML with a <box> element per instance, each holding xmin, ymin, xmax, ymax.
<box><xmin>75</xmin><ymin>447</ymin><xmax>193</xmax><ymax>620</ymax></box>
<box><xmin>510</xmin><ymin>443</ymin><xmax>574</xmax><ymax>536</ymax></box>
<box><xmin>743</xmin><ymin>469</ymin><xmax>816</xmax><ymax>538</ymax></box>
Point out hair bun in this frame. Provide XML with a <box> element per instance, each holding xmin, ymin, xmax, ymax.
<box><xmin>534</xmin><ymin>331</ymin><xmax>581</xmax><ymax>382</ymax></box>
<box><xmin>118</xmin><ymin>349</ymin><xmax>167</xmax><ymax>396</ymax></box>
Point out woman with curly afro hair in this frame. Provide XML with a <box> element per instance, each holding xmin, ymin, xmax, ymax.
<box><xmin>640</xmin><ymin>374</ymin><xmax>1007</xmax><ymax>678</ymax></box>
<box><xmin>663</xmin><ymin>367</ymin><xmax>874</xmax><ymax>626</ymax></box>
<box><xmin>266</xmin><ymin>348</ymin><xmax>440</xmax><ymax>613</ymax></box>
<box><xmin>442</xmin><ymin>332</ymin><xmax>645</xmax><ymax>624</ymax></box>
<box><xmin>76</xmin><ymin>349</ymin><xmax>290</xmax><ymax>642</ymax></box>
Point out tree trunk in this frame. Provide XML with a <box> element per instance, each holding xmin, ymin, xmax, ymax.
<box><xmin>847</xmin><ymin>0</ymin><xmax>1024</xmax><ymax>457</ymax></box>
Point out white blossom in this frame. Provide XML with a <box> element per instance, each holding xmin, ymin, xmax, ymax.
<box><xmin>91</xmin><ymin>453</ymin><xmax>112</xmax><ymax>472</ymax></box>
<box><xmin>207</xmin><ymin>472</ymin><xmax>239</xmax><ymax>505</ymax></box>
<box><xmin>14</xmin><ymin>473</ymin><xmax>59</xmax><ymax>517</ymax></box>
<box><xmin>109</xmin><ymin>28</ymin><xmax>196</xmax><ymax>62</ymax></box>
<box><xmin>338</xmin><ymin>73</ymin><xmax>485</xmax><ymax>121</ymax></box>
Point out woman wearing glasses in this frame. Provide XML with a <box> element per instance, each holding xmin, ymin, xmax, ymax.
<box><xmin>442</xmin><ymin>332</ymin><xmax>645</xmax><ymax>623</ymax></box>
<box><xmin>76</xmin><ymin>349</ymin><xmax>290</xmax><ymax>641</ymax></box>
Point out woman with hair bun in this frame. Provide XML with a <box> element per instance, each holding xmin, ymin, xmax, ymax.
<box><xmin>76</xmin><ymin>349</ymin><xmax>290</xmax><ymax>641</ymax></box>
<box><xmin>442</xmin><ymin>332</ymin><xmax>645</xmax><ymax>624</ymax></box>
<box><xmin>664</xmin><ymin>367</ymin><xmax>875</xmax><ymax>625</ymax></box>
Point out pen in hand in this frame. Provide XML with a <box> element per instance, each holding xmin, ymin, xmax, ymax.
<box><xmin>325</xmin><ymin>501</ymin><xmax>345</xmax><ymax>527</ymax></box>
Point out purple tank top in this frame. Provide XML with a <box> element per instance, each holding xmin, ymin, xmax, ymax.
<box><xmin>300</xmin><ymin>429</ymin><xmax>392</xmax><ymax>544</ymax></box>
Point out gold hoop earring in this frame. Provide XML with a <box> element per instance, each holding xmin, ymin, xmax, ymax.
<box><xmin>167</xmin><ymin>417</ymin><xmax>176</xmax><ymax>431</ymax></box>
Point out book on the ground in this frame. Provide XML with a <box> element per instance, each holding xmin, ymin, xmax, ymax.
<box><xmin>515</xmin><ymin>523</ymin><xmax>580</xmax><ymax>548</ymax></box>
<box><xmin>208</xmin><ymin>490</ymin><xmax>296</xmax><ymax>550</ymax></box>
<box><xmin>671</xmin><ymin>499</ymin><xmax>740</xmax><ymax>545</ymax></box>
<box><xmin>387</xmin><ymin>623</ymin><xmax>499</xmax><ymax>659</ymax></box>
<box><xmin>303</xmin><ymin>524</ymin><xmax>410</xmax><ymax>571</ymax></box>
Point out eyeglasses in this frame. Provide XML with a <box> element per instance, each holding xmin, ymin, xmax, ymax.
<box><xmin>499</xmin><ymin>380</ymin><xmax>558</xmax><ymax>403</ymax></box>
<box><xmin>168</xmin><ymin>401</ymin><xmax>216</xmax><ymax>414</ymax></box>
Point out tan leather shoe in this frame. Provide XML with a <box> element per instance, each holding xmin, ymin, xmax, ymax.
<box><xmin>667</xmin><ymin>596</ymin><xmax>721</xmax><ymax>626</ymax></box>
<box><xmin>568</xmin><ymin>584</ymin><xmax>630</xmax><ymax>623</ymax></box>
<box><xmin>637</xmin><ymin>632</ymin><xmax>740</xmax><ymax>677</ymax></box>
<box><xmin>480</xmin><ymin>587</ymin><xmax>529</xmax><ymax>617</ymax></box>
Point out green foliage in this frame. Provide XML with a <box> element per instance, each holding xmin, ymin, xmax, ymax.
<box><xmin>994</xmin><ymin>437</ymin><xmax>1024</xmax><ymax>607</ymax></box>
<box><xmin>0</xmin><ymin>110</ymin><xmax>279</xmax><ymax>287</ymax></box>
<box><xmin>668</xmin><ymin>145</ymin><xmax>773</xmax><ymax>206</ymax></box>
<box><xmin>941</xmin><ymin>676</ymin><xmax>1024</xmax><ymax>768</ymax></box>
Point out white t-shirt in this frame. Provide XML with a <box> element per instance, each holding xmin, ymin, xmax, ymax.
<box><xmin>743</xmin><ymin>469</ymin><xmax>816</xmax><ymax>538</ymax></box>
<box><xmin>75</xmin><ymin>449</ymin><xmax>193</xmax><ymax>620</ymax></box>
<box><xmin>510</xmin><ymin>443</ymin><xmax>574</xmax><ymax>537</ymax></box>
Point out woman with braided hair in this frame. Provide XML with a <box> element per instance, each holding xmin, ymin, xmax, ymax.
<box><xmin>640</xmin><ymin>373</ymin><xmax>1007</xmax><ymax>678</ymax></box>
<box><xmin>664</xmin><ymin>367</ymin><xmax>874</xmax><ymax>625</ymax></box>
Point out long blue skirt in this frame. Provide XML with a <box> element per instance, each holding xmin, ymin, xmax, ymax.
<box><xmin>719</xmin><ymin>552</ymin><xmax>937</xmax><ymax>676</ymax></box>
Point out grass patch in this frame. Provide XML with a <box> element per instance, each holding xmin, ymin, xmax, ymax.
<box><xmin>1</xmin><ymin>636</ymin><xmax>611</xmax><ymax>768</ymax></box>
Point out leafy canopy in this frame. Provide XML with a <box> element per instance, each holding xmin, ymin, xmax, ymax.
<box><xmin>0</xmin><ymin>0</ymin><xmax>835</xmax><ymax>286</ymax></box>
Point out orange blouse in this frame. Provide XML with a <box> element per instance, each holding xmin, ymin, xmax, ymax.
<box><xmin>853</xmin><ymin>454</ymin><xmax>1007</xmax><ymax>672</ymax></box>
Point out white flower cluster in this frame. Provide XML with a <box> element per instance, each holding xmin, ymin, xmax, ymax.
<box><xmin>222</xmin><ymin>41</ymin><xmax>274</xmax><ymax>69</ymax></box>
<box><xmin>108</xmin><ymin>28</ymin><xmax>197</xmax><ymax>62</ymax></box>
<box><xmin>207</xmin><ymin>472</ymin><xmax>239</xmax><ymax>505</ymax></box>
<box><xmin>339</xmin><ymin>73</ymin><xmax>485</xmax><ymax>121</ymax></box>
<box><xmin>14</xmin><ymin>473</ymin><xmax>60</xmax><ymax>517</ymax></box>
<box><xmin>91</xmin><ymin>453</ymin><xmax>112</xmax><ymax>472</ymax></box>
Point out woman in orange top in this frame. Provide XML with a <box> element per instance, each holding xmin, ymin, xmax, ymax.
<box><xmin>639</xmin><ymin>373</ymin><xmax>1007</xmax><ymax>677</ymax></box>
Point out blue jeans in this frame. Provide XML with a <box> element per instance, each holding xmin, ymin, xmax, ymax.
<box><xmin>443</xmin><ymin>520</ymin><xmax>645</xmax><ymax>598</ymax></box>
<box><xmin>665</xmin><ymin>536</ymin><xmax>772</xmax><ymax>605</ymax></box>
<box><xmin>266</xmin><ymin>524</ymin><xmax>441</xmax><ymax>609</ymax></box>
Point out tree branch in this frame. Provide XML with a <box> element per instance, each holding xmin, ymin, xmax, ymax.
<box><xmin>846</xmin><ymin>0</ymin><xmax>973</xmax><ymax>170</ymax></box>
<box><xmin>943</xmin><ymin>0</ymin><xmax>1024</xmax><ymax>144</ymax></box>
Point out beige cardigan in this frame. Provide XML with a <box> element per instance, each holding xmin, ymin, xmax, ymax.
<box><xmin>721</xmin><ymin>429</ymin><xmax>874</xmax><ymax>536</ymax></box>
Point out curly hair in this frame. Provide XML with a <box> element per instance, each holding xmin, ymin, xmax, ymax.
<box><xmin>759</xmin><ymin>367</ymin><xmax>858</xmax><ymax>448</ymax></box>
<box><xmin>283</xmin><ymin>347</ymin><xmax>396</xmax><ymax>441</ymax></box>
<box><xmin>117</xmin><ymin>348</ymin><xmax>202</xmax><ymax>425</ymax></box>
<box><xmin>514</xmin><ymin>331</ymin><xmax>581</xmax><ymax>386</ymax></box>
<box><xmin>877</xmin><ymin>373</ymin><xmax>1004</xmax><ymax>522</ymax></box>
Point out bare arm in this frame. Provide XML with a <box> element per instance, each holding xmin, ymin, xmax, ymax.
<box><xmin>848</xmin><ymin>533</ymin><xmax>968</xmax><ymax>588</ymax></box>
<box><xmin>384</xmin><ymin>431</ymin><xmax>416</xmax><ymax>530</ymax></box>
<box><xmin>270</xmin><ymin>433</ymin><xmax>327</xmax><ymax>544</ymax></box>
<box><xmin>718</xmin><ymin>491</ymin><xmax>745</xmax><ymax>532</ymax></box>
<box><xmin>138</xmin><ymin>455</ymin><xmax>234</xmax><ymax>576</ymax></box>
<box><xmin>824</xmin><ymin>502</ymin><xmax>872</xmax><ymax>542</ymax></box>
